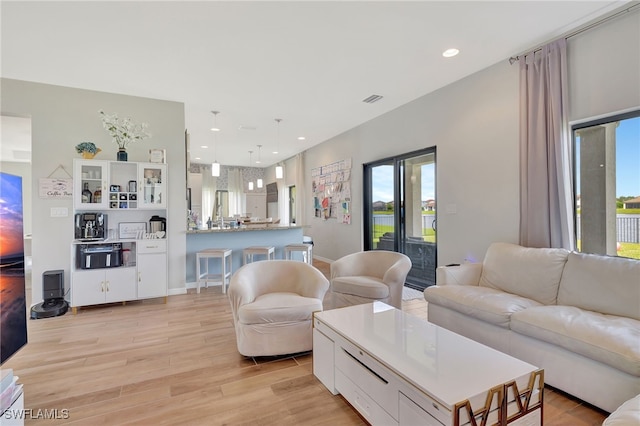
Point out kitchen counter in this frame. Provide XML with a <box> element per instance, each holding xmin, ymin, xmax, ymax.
<box><xmin>187</xmin><ymin>224</ymin><xmax>301</xmax><ymax>234</ymax></box>
<box><xmin>186</xmin><ymin>225</ymin><xmax>305</xmax><ymax>284</ymax></box>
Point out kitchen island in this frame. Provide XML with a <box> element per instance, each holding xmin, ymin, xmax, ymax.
<box><xmin>186</xmin><ymin>225</ymin><xmax>304</xmax><ymax>284</ymax></box>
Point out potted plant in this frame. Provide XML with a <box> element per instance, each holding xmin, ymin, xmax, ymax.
<box><xmin>75</xmin><ymin>142</ymin><xmax>101</xmax><ymax>159</ymax></box>
<box><xmin>99</xmin><ymin>110</ymin><xmax>151</xmax><ymax>161</ymax></box>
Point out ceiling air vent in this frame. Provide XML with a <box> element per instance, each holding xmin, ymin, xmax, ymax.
<box><xmin>362</xmin><ymin>94</ymin><xmax>383</xmax><ymax>104</ymax></box>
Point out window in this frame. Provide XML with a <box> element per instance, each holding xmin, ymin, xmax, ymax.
<box><xmin>573</xmin><ymin>111</ymin><xmax>640</xmax><ymax>259</ymax></box>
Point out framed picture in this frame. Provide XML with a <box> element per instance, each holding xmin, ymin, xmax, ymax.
<box><xmin>118</xmin><ymin>222</ymin><xmax>147</xmax><ymax>239</ymax></box>
<box><xmin>149</xmin><ymin>149</ymin><xmax>166</xmax><ymax>164</ymax></box>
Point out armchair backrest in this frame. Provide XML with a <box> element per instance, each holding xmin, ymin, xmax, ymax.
<box><xmin>331</xmin><ymin>250</ymin><xmax>411</xmax><ymax>281</ymax></box>
<box><xmin>229</xmin><ymin>260</ymin><xmax>329</xmax><ymax>307</ymax></box>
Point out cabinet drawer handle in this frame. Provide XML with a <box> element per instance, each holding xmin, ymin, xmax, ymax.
<box><xmin>101</xmin><ymin>281</ymin><xmax>105</xmax><ymax>292</ymax></box>
<box><xmin>138</xmin><ymin>272</ymin><xmax>142</xmax><ymax>282</ymax></box>
<box><xmin>145</xmin><ymin>245</ymin><xmax>159</xmax><ymax>249</ymax></box>
<box><xmin>106</xmin><ymin>281</ymin><xmax>110</xmax><ymax>292</ymax></box>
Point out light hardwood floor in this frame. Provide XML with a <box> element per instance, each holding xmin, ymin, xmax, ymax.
<box><xmin>5</xmin><ymin>260</ymin><xmax>608</xmax><ymax>425</ymax></box>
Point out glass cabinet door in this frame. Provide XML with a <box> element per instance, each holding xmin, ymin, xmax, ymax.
<box><xmin>138</xmin><ymin>163</ymin><xmax>167</xmax><ymax>209</ymax></box>
<box><xmin>74</xmin><ymin>159</ymin><xmax>109</xmax><ymax>209</ymax></box>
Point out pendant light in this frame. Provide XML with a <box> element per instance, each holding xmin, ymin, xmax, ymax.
<box><xmin>248</xmin><ymin>151</ymin><xmax>254</xmax><ymax>191</ymax></box>
<box><xmin>211</xmin><ymin>111</ymin><xmax>220</xmax><ymax>177</ymax></box>
<box><xmin>274</xmin><ymin>118</ymin><xmax>284</xmax><ymax>179</ymax></box>
<box><xmin>272</xmin><ymin>118</ymin><xmax>282</xmax><ymax>154</ymax></box>
<box><xmin>256</xmin><ymin>144</ymin><xmax>263</xmax><ymax>188</ymax></box>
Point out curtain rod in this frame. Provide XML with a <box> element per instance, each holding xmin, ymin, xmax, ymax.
<box><xmin>509</xmin><ymin>2</ymin><xmax>640</xmax><ymax>64</ymax></box>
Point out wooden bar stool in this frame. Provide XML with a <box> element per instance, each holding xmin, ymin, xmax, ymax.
<box><xmin>284</xmin><ymin>243</ymin><xmax>313</xmax><ymax>265</ymax></box>
<box><xmin>242</xmin><ymin>246</ymin><xmax>275</xmax><ymax>265</ymax></box>
<box><xmin>196</xmin><ymin>248</ymin><xmax>232</xmax><ymax>293</ymax></box>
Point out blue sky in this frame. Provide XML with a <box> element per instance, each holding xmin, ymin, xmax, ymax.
<box><xmin>372</xmin><ymin>116</ymin><xmax>639</xmax><ymax>203</ymax></box>
<box><xmin>614</xmin><ymin>116</ymin><xmax>640</xmax><ymax>197</ymax></box>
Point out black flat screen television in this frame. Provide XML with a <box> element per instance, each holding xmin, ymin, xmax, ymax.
<box><xmin>0</xmin><ymin>171</ymin><xmax>28</xmax><ymax>365</ymax></box>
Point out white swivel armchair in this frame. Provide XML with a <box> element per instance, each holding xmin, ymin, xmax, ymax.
<box><xmin>228</xmin><ymin>260</ymin><xmax>329</xmax><ymax>357</ymax></box>
<box><xmin>329</xmin><ymin>250</ymin><xmax>412</xmax><ymax>309</ymax></box>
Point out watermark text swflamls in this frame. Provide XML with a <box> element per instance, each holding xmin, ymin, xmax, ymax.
<box><xmin>2</xmin><ymin>408</ymin><xmax>70</xmax><ymax>420</ymax></box>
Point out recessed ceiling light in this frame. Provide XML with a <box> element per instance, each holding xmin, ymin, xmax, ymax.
<box><xmin>442</xmin><ymin>48</ymin><xmax>459</xmax><ymax>58</ymax></box>
<box><xmin>272</xmin><ymin>150</ymin><xmax>278</xmax><ymax>154</ymax></box>
<box><xmin>298</xmin><ymin>136</ymin><xmax>305</xmax><ymax>141</ymax></box>
<box><xmin>195</xmin><ymin>157</ymin><xmax>201</xmax><ymax>160</ymax></box>
<box><xmin>210</xmin><ymin>127</ymin><xmax>220</xmax><ymax>132</ymax></box>
<box><xmin>200</xmin><ymin>145</ymin><xmax>208</xmax><ymax>148</ymax></box>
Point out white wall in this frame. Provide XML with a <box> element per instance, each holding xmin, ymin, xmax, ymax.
<box><xmin>304</xmin><ymin>9</ymin><xmax>640</xmax><ymax>265</ymax></box>
<box><xmin>0</xmin><ymin>79</ymin><xmax>186</xmax><ymax>304</ymax></box>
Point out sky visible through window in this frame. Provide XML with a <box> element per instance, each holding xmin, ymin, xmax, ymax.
<box><xmin>372</xmin><ymin>164</ymin><xmax>435</xmax><ymax>203</ymax></box>
<box><xmin>576</xmin><ymin>116</ymin><xmax>640</xmax><ymax>198</ymax></box>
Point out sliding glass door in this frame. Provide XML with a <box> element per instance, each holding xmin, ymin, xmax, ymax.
<box><xmin>364</xmin><ymin>147</ymin><xmax>436</xmax><ymax>290</ymax></box>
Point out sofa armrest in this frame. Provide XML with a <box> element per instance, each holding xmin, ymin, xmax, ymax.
<box><xmin>435</xmin><ymin>263</ymin><xmax>482</xmax><ymax>286</ymax></box>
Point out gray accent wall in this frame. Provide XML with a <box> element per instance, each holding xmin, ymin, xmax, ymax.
<box><xmin>304</xmin><ymin>9</ymin><xmax>640</xmax><ymax>266</ymax></box>
<box><xmin>0</xmin><ymin>79</ymin><xmax>186</xmax><ymax>305</ymax></box>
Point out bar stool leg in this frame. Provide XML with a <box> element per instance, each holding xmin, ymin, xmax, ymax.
<box><xmin>196</xmin><ymin>253</ymin><xmax>201</xmax><ymax>294</ymax></box>
<box><xmin>221</xmin><ymin>255</ymin><xmax>226</xmax><ymax>293</ymax></box>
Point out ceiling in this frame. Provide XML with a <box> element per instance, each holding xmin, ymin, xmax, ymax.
<box><xmin>0</xmin><ymin>1</ymin><xmax>628</xmax><ymax>166</ymax></box>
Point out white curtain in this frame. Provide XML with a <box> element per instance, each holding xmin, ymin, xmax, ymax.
<box><xmin>228</xmin><ymin>168</ymin><xmax>244</xmax><ymax>217</ymax></box>
<box><xmin>519</xmin><ymin>39</ymin><xmax>575</xmax><ymax>250</ymax></box>
<box><xmin>201</xmin><ymin>166</ymin><xmax>217</xmax><ymax>224</ymax></box>
<box><xmin>295</xmin><ymin>152</ymin><xmax>306</xmax><ymax>226</ymax></box>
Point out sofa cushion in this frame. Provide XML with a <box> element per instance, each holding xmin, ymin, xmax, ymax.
<box><xmin>424</xmin><ymin>285</ymin><xmax>541</xmax><ymax>328</ymax></box>
<box><xmin>511</xmin><ymin>306</ymin><xmax>640</xmax><ymax>376</ymax></box>
<box><xmin>603</xmin><ymin>394</ymin><xmax>640</xmax><ymax>426</ymax></box>
<box><xmin>557</xmin><ymin>252</ymin><xmax>640</xmax><ymax>320</ymax></box>
<box><xmin>331</xmin><ymin>276</ymin><xmax>389</xmax><ymax>299</ymax></box>
<box><xmin>479</xmin><ymin>242</ymin><xmax>569</xmax><ymax>305</ymax></box>
<box><xmin>237</xmin><ymin>292</ymin><xmax>322</xmax><ymax>325</ymax></box>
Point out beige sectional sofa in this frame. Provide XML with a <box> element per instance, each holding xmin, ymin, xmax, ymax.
<box><xmin>423</xmin><ymin>242</ymin><xmax>640</xmax><ymax>413</ymax></box>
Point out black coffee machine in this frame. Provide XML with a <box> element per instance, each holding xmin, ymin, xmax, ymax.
<box><xmin>74</xmin><ymin>212</ymin><xmax>107</xmax><ymax>240</ymax></box>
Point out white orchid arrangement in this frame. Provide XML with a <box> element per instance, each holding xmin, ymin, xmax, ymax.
<box><xmin>99</xmin><ymin>110</ymin><xmax>151</xmax><ymax>149</ymax></box>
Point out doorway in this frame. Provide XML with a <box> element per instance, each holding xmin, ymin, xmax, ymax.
<box><xmin>364</xmin><ymin>147</ymin><xmax>436</xmax><ymax>290</ymax></box>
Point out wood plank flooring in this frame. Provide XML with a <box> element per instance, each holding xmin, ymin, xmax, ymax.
<box><xmin>4</xmin><ymin>260</ymin><xmax>608</xmax><ymax>425</ymax></box>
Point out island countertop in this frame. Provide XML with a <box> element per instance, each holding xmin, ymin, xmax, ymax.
<box><xmin>186</xmin><ymin>224</ymin><xmax>301</xmax><ymax>234</ymax></box>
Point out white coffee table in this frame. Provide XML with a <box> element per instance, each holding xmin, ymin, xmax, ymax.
<box><xmin>313</xmin><ymin>302</ymin><xmax>543</xmax><ymax>426</ymax></box>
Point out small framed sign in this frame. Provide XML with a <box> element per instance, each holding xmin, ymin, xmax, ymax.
<box><xmin>118</xmin><ymin>222</ymin><xmax>147</xmax><ymax>239</ymax></box>
<box><xmin>149</xmin><ymin>149</ymin><xmax>166</xmax><ymax>164</ymax></box>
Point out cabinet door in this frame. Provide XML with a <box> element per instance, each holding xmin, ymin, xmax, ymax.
<box><xmin>137</xmin><ymin>253</ymin><xmax>167</xmax><ymax>299</ymax></box>
<box><xmin>138</xmin><ymin>163</ymin><xmax>167</xmax><ymax>209</ymax></box>
<box><xmin>71</xmin><ymin>269</ymin><xmax>107</xmax><ymax>307</ymax></box>
<box><xmin>105</xmin><ymin>267</ymin><xmax>137</xmax><ymax>303</ymax></box>
<box><xmin>74</xmin><ymin>159</ymin><xmax>109</xmax><ymax>209</ymax></box>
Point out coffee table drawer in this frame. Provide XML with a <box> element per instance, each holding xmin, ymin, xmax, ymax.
<box><xmin>335</xmin><ymin>368</ymin><xmax>398</xmax><ymax>426</ymax></box>
<box><xmin>399</xmin><ymin>392</ymin><xmax>444</xmax><ymax>426</ymax></box>
<box><xmin>335</xmin><ymin>339</ymin><xmax>398</xmax><ymax>419</ymax></box>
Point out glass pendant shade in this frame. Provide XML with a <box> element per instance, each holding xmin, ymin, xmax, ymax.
<box><xmin>211</xmin><ymin>161</ymin><xmax>220</xmax><ymax>177</ymax></box>
<box><xmin>257</xmin><ymin>178</ymin><xmax>263</xmax><ymax>189</ymax></box>
<box><xmin>275</xmin><ymin>165</ymin><xmax>284</xmax><ymax>179</ymax></box>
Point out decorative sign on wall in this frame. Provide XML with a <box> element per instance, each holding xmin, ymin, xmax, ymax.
<box><xmin>39</xmin><ymin>164</ymin><xmax>73</xmax><ymax>199</ymax></box>
<box><xmin>38</xmin><ymin>178</ymin><xmax>73</xmax><ymax>199</ymax></box>
<box><xmin>311</xmin><ymin>158</ymin><xmax>352</xmax><ymax>224</ymax></box>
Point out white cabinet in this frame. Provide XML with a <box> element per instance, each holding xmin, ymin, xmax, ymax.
<box><xmin>71</xmin><ymin>159</ymin><xmax>168</xmax><ymax>313</ymax></box>
<box><xmin>74</xmin><ymin>160</ymin><xmax>109</xmax><ymax>209</ymax></box>
<box><xmin>138</xmin><ymin>163</ymin><xmax>166</xmax><ymax>209</ymax></box>
<box><xmin>137</xmin><ymin>239</ymin><xmax>167</xmax><ymax>299</ymax></box>
<box><xmin>71</xmin><ymin>267</ymin><xmax>137</xmax><ymax>309</ymax></box>
<box><xmin>73</xmin><ymin>159</ymin><xmax>167</xmax><ymax>211</ymax></box>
